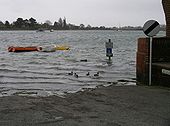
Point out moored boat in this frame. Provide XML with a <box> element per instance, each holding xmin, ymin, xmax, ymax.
<box><xmin>55</xmin><ymin>45</ymin><xmax>70</xmax><ymax>50</ymax></box>
<box><xmin>37</xmin><ymin>45</ymin><xmax>70</xmax><ymax>52</ymax></box>
<box><xmin>8</xmin><ymin>45</ymin><xmax>70</xmax><ymax>52</ymax></box>
<box><xmin>50</xmin><ymin>29</ymin><xmax>54</xmax><ymax>32</ymax></box>
<box><xmin>36</xmin><ymin>29</ymin><xmax>45</xmax><ymax>32</ymax></box>
<box><xmin>8</xmin><ymin>46</ymin><xmax>38</xmax><ymax>52</ymax></box>
<box><xmin>37</xmin><ymin>45</ymin><xmax>56</xmax><ymax>52</ymax></box>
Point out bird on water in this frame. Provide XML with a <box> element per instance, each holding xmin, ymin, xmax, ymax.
<box><xmin>68</xmin><ymin>71</ymin><xmax>73</xmax><ymax>75</ymax></box>
<box><xmin>74</xmin><ymin>73</ymin><xmax>79</xmax><ymax>78</ymax></box>
<box><xmin>94</xmin><ymin>72</ymin><xmax>99</xmax><ymax>77</ymax></box>
<box><xmin>86</xmin><ymin>72</ymin><xmax>90</xmax><ymax>76</ymax></box>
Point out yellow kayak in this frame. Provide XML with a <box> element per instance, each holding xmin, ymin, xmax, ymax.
<box><xmin>55</xmin><ymin>45</ymin><xmax>70</xmax><ymax>50</ymax></box>
<box><xmin>37</xmin><ymin>45</ymin><xmax>70</xmax><ymax>52</ymax></box>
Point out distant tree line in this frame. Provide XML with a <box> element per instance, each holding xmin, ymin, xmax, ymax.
<box><xmin>0</xmin><ymin>17</ymin><xmax>166</xmax><ymax>31</ymax></box>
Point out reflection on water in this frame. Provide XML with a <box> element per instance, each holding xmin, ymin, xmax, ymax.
<box><xmin>0</xmin><ymin>30</ymin><xmax>165</xmax><ymax>96</ymax></box>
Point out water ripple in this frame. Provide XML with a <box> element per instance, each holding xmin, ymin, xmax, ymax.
<box><xmin>0</xmin><ymin>30</ymin><xmax>165</xmax><ymax>96</ymax></box>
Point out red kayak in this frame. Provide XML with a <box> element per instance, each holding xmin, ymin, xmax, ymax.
<box><xmin>8</xmin><ymin>46</ymin><xmax>38</xmax><ymax>52</ymax></box>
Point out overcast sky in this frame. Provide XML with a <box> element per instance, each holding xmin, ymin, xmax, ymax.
<box><xmin>0</xmin><ymin>0</ymin><xmax>165</xmax><ymax>27</ymax></box>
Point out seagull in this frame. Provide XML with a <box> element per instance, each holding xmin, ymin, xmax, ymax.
<box><xmin>94</xmin><ymin>72</ymin><xmax>99</xmax><ymax>77</ymax></box>
<box><xmin>68</xmin><ymin>71</ymin><xmax>73</xmax><ymax>75</ymax></box>
<box><xmin>74</xmin><ymin>73</ymin><xmax>79</xmax><ymax>78</ymax></box>
<box><xmin>86</xmin><ymin>72</ymin><xmax>90</xmax><ymax>76</ymax></box>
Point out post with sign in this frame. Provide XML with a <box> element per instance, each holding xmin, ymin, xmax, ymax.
<box><xmin>143</xmin><ymin>20</ymin><xmax>160</xmax><ymax>86</ymax></box>
<box><xmin>105</xmin><ymin>39</ymin><xmax>113</xmax><ymax>61</ymax></box>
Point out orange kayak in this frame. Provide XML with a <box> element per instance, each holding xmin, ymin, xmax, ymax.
<box><xmin>8</xmin><ymin>46</ymin><xmax>38</xmax><ymax>52</ymax></box>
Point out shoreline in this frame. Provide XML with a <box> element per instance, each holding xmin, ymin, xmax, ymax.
<box><xmin>0</xmin><ymin>85</ymin><xmax>170</xmax><ymax>126</ymax></box>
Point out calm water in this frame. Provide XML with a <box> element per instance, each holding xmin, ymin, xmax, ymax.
<box><xmin>0</xmin><ymin>30</ymin><xmax>165</xmax><ymax>96</ymax></box>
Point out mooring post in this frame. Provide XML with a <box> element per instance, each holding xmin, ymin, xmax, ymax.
<box><xmin>105</xmin><ymin>39</ymin><xmax>113</xmax><ymax>61</ymax></box>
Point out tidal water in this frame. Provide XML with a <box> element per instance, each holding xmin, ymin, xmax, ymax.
<box><xmin>0</xmin><ymin>30</ymin><xmax>165</xmax><ymax>96</ymax></box>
